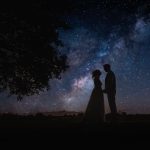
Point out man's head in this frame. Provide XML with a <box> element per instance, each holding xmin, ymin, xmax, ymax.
<box><xmin>103</xmin><ymin>64</ymin><xmax>111</xmax><ymax>72</ymax></box>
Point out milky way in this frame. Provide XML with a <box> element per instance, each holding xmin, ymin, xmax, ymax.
<box><xmin>0</xmin><ymin>0</ymin><xmax>150</xmax><ymax>114</ymax></box>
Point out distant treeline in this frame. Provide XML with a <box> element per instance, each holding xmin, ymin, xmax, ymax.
<box><xmin>0</xmin><ymin>112</ymin><xmax>150</xmax><ymax>122</ymax></box>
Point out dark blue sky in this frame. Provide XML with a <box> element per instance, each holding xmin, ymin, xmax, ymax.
<box><xmin>0</xmin><ymin>0</ymin><xmax>150</xmax><ymax>114</ymax></box>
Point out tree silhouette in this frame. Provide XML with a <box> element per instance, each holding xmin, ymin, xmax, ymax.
<box><xmin>0</xmin><ymin>1</ymin><xmax>70</xmax><ymax>100</ymax></box>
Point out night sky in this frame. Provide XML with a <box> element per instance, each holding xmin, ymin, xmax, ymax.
<box><xmin>0</xmin><ymin>0</ymin><xmax>150</xmax><ymax>114</ymax></box>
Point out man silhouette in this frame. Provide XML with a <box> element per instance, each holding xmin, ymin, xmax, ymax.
<box><xmin>103</xmin><ymin>64</ymin><xmax>117</xmax><ymax>120</ymax></box>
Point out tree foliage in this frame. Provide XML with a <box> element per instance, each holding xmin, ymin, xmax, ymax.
<box><xmin>0</xmin><ymin>1</ymin><xmax>70</xmax><ymax>100</ymax></box>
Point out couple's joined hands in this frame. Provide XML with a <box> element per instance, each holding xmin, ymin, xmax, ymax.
<box><xmin>102</xmin><ymin>89</ymin><xmax>107</xmax><ymax>93</ymax></box>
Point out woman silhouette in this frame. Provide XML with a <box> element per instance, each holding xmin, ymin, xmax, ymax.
<box><xmin>84</xmin><ymin>70</ymin><xmax>105</xmax><ymax>124</ymax></box>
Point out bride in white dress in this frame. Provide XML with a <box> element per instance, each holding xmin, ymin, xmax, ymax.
<box><xmin>84</xmin><ymin>70</ymin><xmax>105</xmax><ymax>124</ymax></box>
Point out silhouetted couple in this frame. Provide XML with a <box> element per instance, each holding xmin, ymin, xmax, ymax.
<box><xmin>84</xmin><ymin>64</ymin><xmax>117</xmax><ymax>124</ymax></box>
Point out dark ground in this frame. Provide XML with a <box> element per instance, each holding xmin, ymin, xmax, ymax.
<box><xmin>0</xmin><ymin>113</ymin><xmax>150</xmax><ymax>147</ymax></box>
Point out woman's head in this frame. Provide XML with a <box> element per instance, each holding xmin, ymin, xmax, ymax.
<box><xmin>92</xmin><ymin>69</ymin><xmax>101</xmax><ymax>79</ymax></box>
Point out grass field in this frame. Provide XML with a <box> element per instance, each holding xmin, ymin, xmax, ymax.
<box><xmin>0</xmin><ymin>113</ymin><xmax>150</xmax><ymax>145</ymax></box>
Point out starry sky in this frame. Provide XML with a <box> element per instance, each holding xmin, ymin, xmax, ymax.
<box><xmin>0</xmin><ymin>0</ymin><xmax>150</xmax><ymax>114</ymax></box>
